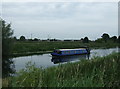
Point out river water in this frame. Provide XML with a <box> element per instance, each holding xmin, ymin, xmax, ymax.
<box><xmin>12</xmin><ymin>48</ymin><xmax>119</xmax><ymax>72</ymax></box>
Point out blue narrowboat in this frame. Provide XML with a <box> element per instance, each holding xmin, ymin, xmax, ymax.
<box><xmin>51</xmin><ymin>48</ymin><xmax>90</xmax><ymax>56</ymax></box>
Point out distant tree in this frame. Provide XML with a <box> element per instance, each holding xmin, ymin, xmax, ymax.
<box><xmin>80</xmin><ymin>38</ymin><xmax>84</xmax><ymax>42</ymax></box>
<box><xmin>81</xmin><ymin>38</ymin><xmax>84</xmax><ymax>41</ymax></box>
<box><xmin>73</xmin><ymin>40</ymin><xmax>80</xmax><ymax>42</ymax></box>
<box><xmin>49</xmin><ymin>39</ymin><xmax>54</xmax><ymax>42</ymax></box>
<box><xmin>51</xmin><ymin>38</ymin><xmax>58</xmax><ymax>41</ymax></box>
<box><xmin>33</xmin><ymin>38</ymin><xmax>39</xmax><ymax>41</ymax></box>
<box><xmin>95</xmin><ymin>38</ymin><xmax>103</xmax><ymax>43</ymax></box>
<box><xmin>101</xmin><ymin>33</ymin><xmax>110</xmax><ymax>42</ymax></box>
<box><xmin>47</xmin><ymin>38</ymin><xmax>50</xmax><ymax>42</ymax></box>
<box><xmin>13</xmin><ymin>36</ymin><xmax>17</xmax><ymax>41</ymax></box>
<box><xmin>53</xmin><ymin>38</ymin><xmax>57</xmax><ymax>41</ymax></box>
<box><xmin>2</xmin><ymin>19</ymin><xmax>15</xmax><ymax>77</ymax></box>
<box><xmin>118</xmin><ymin>36</ymin><xmax>120</xmax><ymax>43</ymax></box>
<box><xmin>28</xmin><ymin>39</ymin><xmax>33</xmax><ymax>41</ymax></box>
<box><xmin>111</xmin><ymin>36</ymin><xmax>117</xmax><ymax>42</ymax></box>
<box><xmin>20</xmin><ymin>36</ymin><xmax>26</xmax><ymax>41</ymax></box>
<box><xmin>64</xmin><ymin>40</ymin><xmax>72</xmax><ymax>42</ymax></box>
<box><xmin>83</xmin><ymin>37</ymin><xmax>89</xmax><ymax>43</ymax></box>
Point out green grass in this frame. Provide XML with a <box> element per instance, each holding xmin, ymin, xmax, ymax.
<box><xmin>12</xmin><ymin>41</ymin><xmax>119</xmax><ymax>57</ymax></box>
<box><xmin>3</xmin><ymin>52</ymin><xmax>120</xmax><ymax>87</ymax></box>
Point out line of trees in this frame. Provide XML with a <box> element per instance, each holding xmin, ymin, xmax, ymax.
<box><xmin>13</xmin><ymin>34</ymin><xmax>120</xmax><ymax>44</ymax></box>
<box><xmin>14</xmin><ymin>36</ymin><xmax>90</xmax><ymax>43</ymax></box>
<box><xmin>96</xmin><ymin>33</ymin><xmax>120</xmax><ymax>43</ymax></box>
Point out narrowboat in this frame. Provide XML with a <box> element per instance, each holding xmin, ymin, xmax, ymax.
<box><xmin>51</xmin><ymin>47</ymin><xmax>90</xmax><ymax>56</ymax></box>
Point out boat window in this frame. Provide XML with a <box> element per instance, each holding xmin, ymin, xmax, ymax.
<box><xmin>75</xmin><ymin>51</ymin><xmax>76</xmax><ymax>53</ymax></box>
<box><xmin>64</xmin><ymin>51</ymin><xmax>68</xmax><ymax>54</ymax></box>
<box><xmin>58</xmin><ymin>51</ymin><xmax>61</xmax><ymax>54</ymax></box>
<box><xmin>54</xmin><ymin>50</ymin><xmax>56</xmax><ymax>53</ymax></box>
<box><xmin>65</xmin><ymin>51</ymin><xmax>67</xmax><ymax>54</ymax></box>
<box><xmin>68</xmin><ymin>51</ymin><xmax>70</xmax><ymax>54</ymax></box>
<box><xmin>54</xmin><ymin>50</ymin><xmax>61</xmax><ymax>54</ymax></box>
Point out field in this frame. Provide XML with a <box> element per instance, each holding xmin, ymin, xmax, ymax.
<box><xmin>12</xmin><ymin>41</ymin><xmax>119</xmax><ymax>57</ymax></box>
<box><xmin>3</xmin><ymin>52</ymin><xmax>120</xmax><ymax>87</ymax></box>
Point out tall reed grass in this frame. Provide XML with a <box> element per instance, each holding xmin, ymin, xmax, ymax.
<box><xmin>3</xmin><ymin>52</ymin><xmax>120</xmax><ymax>87</ymax></box>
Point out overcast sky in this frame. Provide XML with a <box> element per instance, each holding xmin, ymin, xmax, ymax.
<box><xmin>2</xmin><ymin>2</ymin><xmax>118</xmax><ymax>40</ymax></box>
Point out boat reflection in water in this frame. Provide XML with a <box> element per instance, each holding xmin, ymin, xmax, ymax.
<box><xmin>51</xmin><ymin>54</ymin><xmax>90</xmax><ymax>64</ymax></box>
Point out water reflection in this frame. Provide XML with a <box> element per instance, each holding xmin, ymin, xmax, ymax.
<box><xmin>51</xmin><ymin>54</ymin><xmax>90</xmax><ymax>64</ymax></box>
<box><xmin>12</xmin><ymin>48</ymin><xmax>119</xmax><ymax>72</ymax></box>
<box><xmin>2</xmin><ymin>57</ymin><xmax>15</xmax><ymax>78</ymax></box>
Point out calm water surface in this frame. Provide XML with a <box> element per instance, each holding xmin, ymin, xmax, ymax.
<box><xmin>12</xmin><ymin>48</ymin><xmax>119</xmax><ymax>72</ymax></box>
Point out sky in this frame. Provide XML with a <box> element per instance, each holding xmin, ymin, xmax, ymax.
<box><xmin>1</xmin><ymin>1</ymin><xmax>118</xmax><ymax>40</ymax></box>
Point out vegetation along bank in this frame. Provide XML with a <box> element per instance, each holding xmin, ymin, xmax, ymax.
<box><xmin>3</xmin><ymin>52</ymin><xmax>120</xmax><ymax>87</ymax></box>
<box><xmin>12</xmin><ymin>41</ymin><xmax>119</xmax><ymax>57</ymax></box>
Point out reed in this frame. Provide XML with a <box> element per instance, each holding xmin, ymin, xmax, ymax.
<box><xmin>3</xmin><ymin>52</ymin><xmax>120</xmax><ymax>87</ymax></box>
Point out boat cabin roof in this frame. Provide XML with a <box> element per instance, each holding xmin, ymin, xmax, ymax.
<box><xmin>55</xmin><ymin>48</ymin><xmax>86</xmax><ymax>52</ymax></box>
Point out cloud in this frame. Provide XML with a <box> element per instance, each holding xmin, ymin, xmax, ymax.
<box><xmin>2</xmin><ymin>2</ymin><xmax>78</xmax><ymax>20</ymax></box>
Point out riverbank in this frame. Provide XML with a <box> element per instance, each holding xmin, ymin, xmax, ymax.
<box><xmin>12</xmin><ymin>41</ymin><xmax>119</xmax><ymax>57</ymax></box>
<box><xmin>12</xmin><ymin>51</ymin><xmax>52</xmax><ymax>57</ymax></box>
<box><xmin>3</xmin><ymin>52</ymin><xmax>120</xmax><ymax>87</ymax></box>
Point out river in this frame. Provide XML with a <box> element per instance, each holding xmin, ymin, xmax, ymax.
<box><xmin>12</xmin><ymin>48</ymin><xmax>119</xmax><ymax>72</ymax></box>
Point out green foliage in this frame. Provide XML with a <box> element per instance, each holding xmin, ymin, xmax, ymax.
<box><xmin>118</xmin><ymin>36</ymin><xmax>120</xmax><ymax>43</ymax></box>
<box><xmin>33</xmin><ymin>38</ymin><xmax>39</xmax><ymax>41</ymax></box>
<box><xmin>9</xmin><ymin>62</ymin><xmax>43</xmax><ymax>87</ymax></box>
<box><xmin>2</xmin><ymin>20</ymin><xmax>13</xmax><ymax>57</ymax></box>
<box><xmin>13</xmin><ymin>36</ymin><xmax>17</xmax><ymax>41</ymax></box>
<box><xmin>20</xmin><ymin>36</ymin><xmax>26</xmax><ymax>41</ymax></box>
<box><xmin>101</xmin><ymin>33</ymin><xmax>110</xmax><ymax>43</ymax></box>
<box><xmin>6</xmin><ymin>32</ymin><xmax>118</xmax><ymax>57</ymax></box>
<box><xmin>83</xmin><ymin>37</ymin><xmax>89</xmax><ymax>43</ymax></box>
<box><xmin>4</xmin><ymin>52</ymin><xmax>120</xmax><ymax>87</ymax></box>
<box><xmin>110</xmin><ymin>36</ymin><xmax>117</xmax><ymax>42</ymax></box>
<box><xmin>12</xmin><ymin>41</ymin><xmax>119</xmax><ymax>56</ymax></box>
<box><xmin>95</xmin><ymin>38</ymin><xmax>103</xmax><ymax>43</ymax></box>
<box><xmin>2</xmin><ymin>19</ymin><xmax>15</xmax><ymax>78</ymax></box>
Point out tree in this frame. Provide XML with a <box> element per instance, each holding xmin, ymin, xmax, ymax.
<box><xmin>83</xmin><ymin>37</ymin><xmax>89</xmax><ymax>43</ymax></box>
<box><xmin>2</xmin><ymin>20</ymin><xmax>13</xmax><ymax>57</ymax></box>
<box><xmin>20</xmin><ymin>36</ymin><xmax>26</xmax><ymax>41</ymax></box>
<box><xmin>118</xmin><ymin>36</ymin><xmax>120</xmax><ymax>43</ymax></box>
<box><xmin>13</xmin><ymin>36</ymin><xmax>17</xmax><ymax>41</ymax></box>
<box><xmin>2</xmin><ymin>19</ymin><xmax>15</xmax><ymax>77</ymax></box>
<box><xmin>111</xmin><ymin>36</ymin><xmax>117</xmax><ymax>42</ymax></box>
<box><xmin>95</xmin><ymin>38</ymin><xmax>103</xmax><ymax>43</ymax></box>
<box><xmin>80</xmin><ymin>38</ymin><xmax>84</xmax><ymax>41</ymax></box>
<box><xmin>101</xmin><ymin>33</ymin><xmax>110</xmax><ymax>43</ymax></box>
<box><xmin>33</xmin><ymin>38</ymin><xmax>39</xmax><ymax>41</ymax></box>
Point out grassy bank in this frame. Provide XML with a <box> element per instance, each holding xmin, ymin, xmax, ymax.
<box><xmin>3</xmin><ymin>52</ymin><xmax>120</xmax><ymax>87</ymax></box>
<box><xmin>12</xmin><ymin>41</ymin><xmax>119</xmax><ymax>57</ymax></box>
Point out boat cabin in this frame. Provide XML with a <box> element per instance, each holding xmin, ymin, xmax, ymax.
<box><xmin>51</xmin><ymin>48</ymin><xmax>90</xmax><ymax>56</ymax></box>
